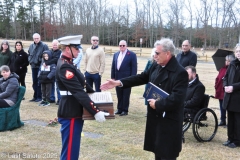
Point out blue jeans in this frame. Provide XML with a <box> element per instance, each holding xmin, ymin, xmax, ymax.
<box><xmin>84</xmin><ymin>71</ymin><xmax>101</xmax><ymax>92</ymax></box>
<box><xmin>50</xmin><ymin>80</ymin><xmax>61</xmax><ymax>102</ymax></box>
<box><xmin>50</xmin><ymin>81</ymin><xmax>55</xmax><ymax>101</ymax></box>
<box><xmin>58</xmin><ymin>118</ymin><xmax>84</xmax><ymax>160</ymax></box>
<box><xmin>31</xmin><ymin>68</ymin><xmax>42</xmax><ymax>100</ymax></box>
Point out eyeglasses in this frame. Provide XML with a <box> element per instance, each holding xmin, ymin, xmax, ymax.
<box><xmin>92</xmin><ymin>40</ymin><xmax>99</xmax><ymax>42</ymax></box>
<box><xmin>155</xmin><ymin>51</ymin><xmax>162</xmax><ymax>55</ymax></box>
<box><xmin>119</xmin><ymin>45</ymin><xmax>125</xmax><ymax>47</ymax></box>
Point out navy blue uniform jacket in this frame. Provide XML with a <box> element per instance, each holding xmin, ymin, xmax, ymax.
<box><xmin>56</xmin><ymin>56</ymin><xmax>98</xmax><ymax>118</ymax></box>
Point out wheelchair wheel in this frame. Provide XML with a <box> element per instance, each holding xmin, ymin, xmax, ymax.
<box><xmin>192</xmin><ymin>108</ymin><xmax>218</xmax><ymax>142</ymax></box>
<box><xmin>183</xmin><ymin>120</ymin><xmax>191</xmax><ymax>132</ymax></box>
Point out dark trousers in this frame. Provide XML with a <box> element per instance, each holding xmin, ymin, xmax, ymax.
<box><xmin>16</xmin><ymin>72</ymin><xmax>26</xmax><ymax>88</ymax></box>
<box><xmin>85</xmin><ymin>71</ymin><xmax>101</xmax><ymax>92</ymax></box>
<box><xmin>0</xmin><ymin>100</ymin><xmax>10</xmax><ymax>107</ymax></box>
<box><xmin>155</xmin><ymin>154</ymin><xmax>176</xmax><ymax>160</ymax></box>
<box><xmin>31</xmin><ymin>68</ymin><xmax>42</xmax><ymax>99</ymax></box>
<box><xmin>219</xmin><ymin>99</ymin><xmax>226</xmax><ymax>122</ymax></box>
<box><xmin>58</xmin><ymin>118</ymin><xmax>84</xmax><ymax>160</ymax></box>
<box><xmin>227</xmin><ymin>110</ymin><xmax>240</xmax><ymax>145</ymax></box>
<box><xmin>41</xmin><ymin>83</ymin><xmax>52</xmax><ymax>102</ymax></box>
<box><xmin>115</xmin><ymin>86</ymin><xmax>131</xmax><ymax>112</ymax></box>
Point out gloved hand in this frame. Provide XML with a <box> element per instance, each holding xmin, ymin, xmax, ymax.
<box><xmin>94</xmin><ymin>111</ymin><xmax>110</xmax><ymax>122</ymax></box>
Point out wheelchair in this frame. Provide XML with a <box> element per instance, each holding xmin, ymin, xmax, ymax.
<box><xmin>182</xmin><ymin>94</ymin><xmax>218</xmax><ymax>142</ymax></box>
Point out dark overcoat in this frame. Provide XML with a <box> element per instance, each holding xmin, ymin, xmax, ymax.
<box><xmin>223</xmin><ymin>59</ymin><xmax>240</xmax><ymax>112</ymax></box>
<box><xmin>184</xmin><ymin>75</ymin><xmax>205</xmax><ymax>111</ymax></box>
<box><xmin>121</xmin><ymin>56</ymin><xmax>188</xmax><ymax>159</ymax></box>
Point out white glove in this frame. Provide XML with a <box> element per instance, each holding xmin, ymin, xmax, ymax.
<box><xmin>94</xmin><ymin>111</ymin><xmax>110</xmax><ymax>122</ymax></box>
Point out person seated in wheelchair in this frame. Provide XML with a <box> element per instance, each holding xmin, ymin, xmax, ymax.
<box><xmin>0</xmin><ymin>65</ymin><xmax>19</xmax><ymax>108</ymax></box>
<box><xmin>184</xmin><ymin>66</ymin><xmax>205</xmax><ymax>119</ymax></box>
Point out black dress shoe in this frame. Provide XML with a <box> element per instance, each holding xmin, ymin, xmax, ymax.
<box><xmin>29</xmin><ymin>98</ymin><xmax>36</xmax><ymax>102</ymax></box>
<box><xmin>115</xmin><ymin>110</ymin><xmax>122</xmax><ymax>114</ymax></box>
<box><xmin>228</xmin><ymin>143</ymin><xmax>238</xmax><ymax>148</ymax></box>
<box><xmin>49</xmin><ymin>100</ymin><xmax>56</xmax><ymax>103</ymax></box>
<box><xmin>34</xmin><ymin>99</ymin><xmax>42</xmax><ymax>102</ymax></box>
<box><xmin>223</xmin><ymin>140</ymin><xmax>232</xmax><ymax>146</ymax></box>
<box><xmin>218</xmin><ymin>121</ymin><xmax>226</xmax><ymax>126</ymax></box>
<box><xmin>119</xmin><ymin>111</ymin><xmax>128</xmax><ymax>116</ymax></box>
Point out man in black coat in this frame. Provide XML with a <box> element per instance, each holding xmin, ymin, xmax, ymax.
<box><xmin>184</xmin><ymin>66</ymin><xmax>205</xmax><ymax>116</ymax></box>
<box><xmin>176</xmin><ymin>40</ymin><xmax>197</xmax><ymax>67</ymax></box>
<box><xmin>101</xmin><ymin>38</ymin><xmax>188</xmax><ymax>160</ymax></box>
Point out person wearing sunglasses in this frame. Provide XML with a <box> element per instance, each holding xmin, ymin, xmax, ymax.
<box><xmin>84</xmin><ymin>36</ymin><xmax>105</xmax><ymax>92</ymax></box>
<box><xmin>101</xmin><ymin>38</ymin><xmax>188</xmax><ymax>159</ymax></box>
<box><xmin>110</xmin><ymin>40</ymin><xmax>137</xmax><ymax>116</ymax></box>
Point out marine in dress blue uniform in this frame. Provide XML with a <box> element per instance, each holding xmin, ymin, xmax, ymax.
<box><xmin>56</xmin><ymin>35</ymin><xmax>109</xmax><ymax>160</ymax></box>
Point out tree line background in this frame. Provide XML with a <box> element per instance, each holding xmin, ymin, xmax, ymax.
<box><xmin>0</xmin><ymin>0</ymin><xmax>240</xmax><ymax>49</ymax></box>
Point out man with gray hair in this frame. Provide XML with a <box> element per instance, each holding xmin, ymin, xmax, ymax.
<box><xmin>101</xmin><ymin>38</ymin><xmax>188</xmax><ymax>159</ymax></box>
<box><xmin>28</xmin><ymin>33</ymin><xmax>49</xmax><ymax>102</ymax></box>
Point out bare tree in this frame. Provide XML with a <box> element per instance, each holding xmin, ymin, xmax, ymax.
<box><xmin>167</xmin><ymin>0</ymin><xmax>184</xmax><ymax>47</ymax></box>
<box><xmin>196</xmin><ymin>0</ymin><xmax>214</xmax><ymax>49</ymax></box>
<box><xmin>185</xmin><ymin>0</ymin><xmax>194</xmax><ymax>43</ymax></box>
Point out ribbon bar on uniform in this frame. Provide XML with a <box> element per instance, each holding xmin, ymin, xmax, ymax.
<box><xmin>60</xmin><ymin>91</ymin><xmax>72</xmax><ymax>95</ymax></box>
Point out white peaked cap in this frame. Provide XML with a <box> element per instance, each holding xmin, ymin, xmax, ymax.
<box><xmin>58</xmin><ymin>35</ymin><xmax>83</xmax><ymax>45</ymax></box>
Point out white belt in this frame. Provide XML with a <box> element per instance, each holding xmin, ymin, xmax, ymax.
<box><xmin>60</xmin><ymin>91</ymin><xmax>72</xmax><ymax>95</ymax></box>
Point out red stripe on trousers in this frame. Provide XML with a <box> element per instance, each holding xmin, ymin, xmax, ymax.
<box><xmin>67</xmin><ymin>119</ymin><xmax>75</xmax><ymax>160</ymax></box>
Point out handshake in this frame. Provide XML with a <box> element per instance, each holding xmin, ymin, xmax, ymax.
<box><xmin>94</xmin><ymin>111</ymin><xmax>110</xmax><ymax>122</ymax></box>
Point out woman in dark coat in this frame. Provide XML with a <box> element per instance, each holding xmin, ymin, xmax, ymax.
<box><xmin>214</xmin><ymin>54</ymin><xmax>235</xmax><ymax>126</ymax></box>
<box><xmin>222</xmin><ymin>44</ymin><xmax>240</xmax><ymax>148</ymax></box>
<box><xmin>9</xmin><ymin>41</ymin><xmax>29</xmax><ymax>88</ymax></box>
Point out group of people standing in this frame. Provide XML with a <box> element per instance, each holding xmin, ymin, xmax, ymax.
<box><xmin>0</xmin><ymin>40</ymin><xmax>29</xmax><ymax>88</ymax></box>
<box><xmin>177</xmin><ymin>40</ymin><xmax>240</xmax><ymax>149</ymax></box>
<box><xmin>28</xmin><ymin>33</ymin><xmax>61</xmax><ymax>106</ymax></box>
<box><xmin>0</xmin><ymin>34</ymin><xmax>62</xmax><ymax>107</ymax></box>
<box><xmin>176</xmin><ymin>40</ymin><xmax>240</xmax><ymax>149</ymax></box>
<box><xmin>0</xmin><ymin>40</ymin><xmax>29</xmax><ymax>108</ymax></box>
